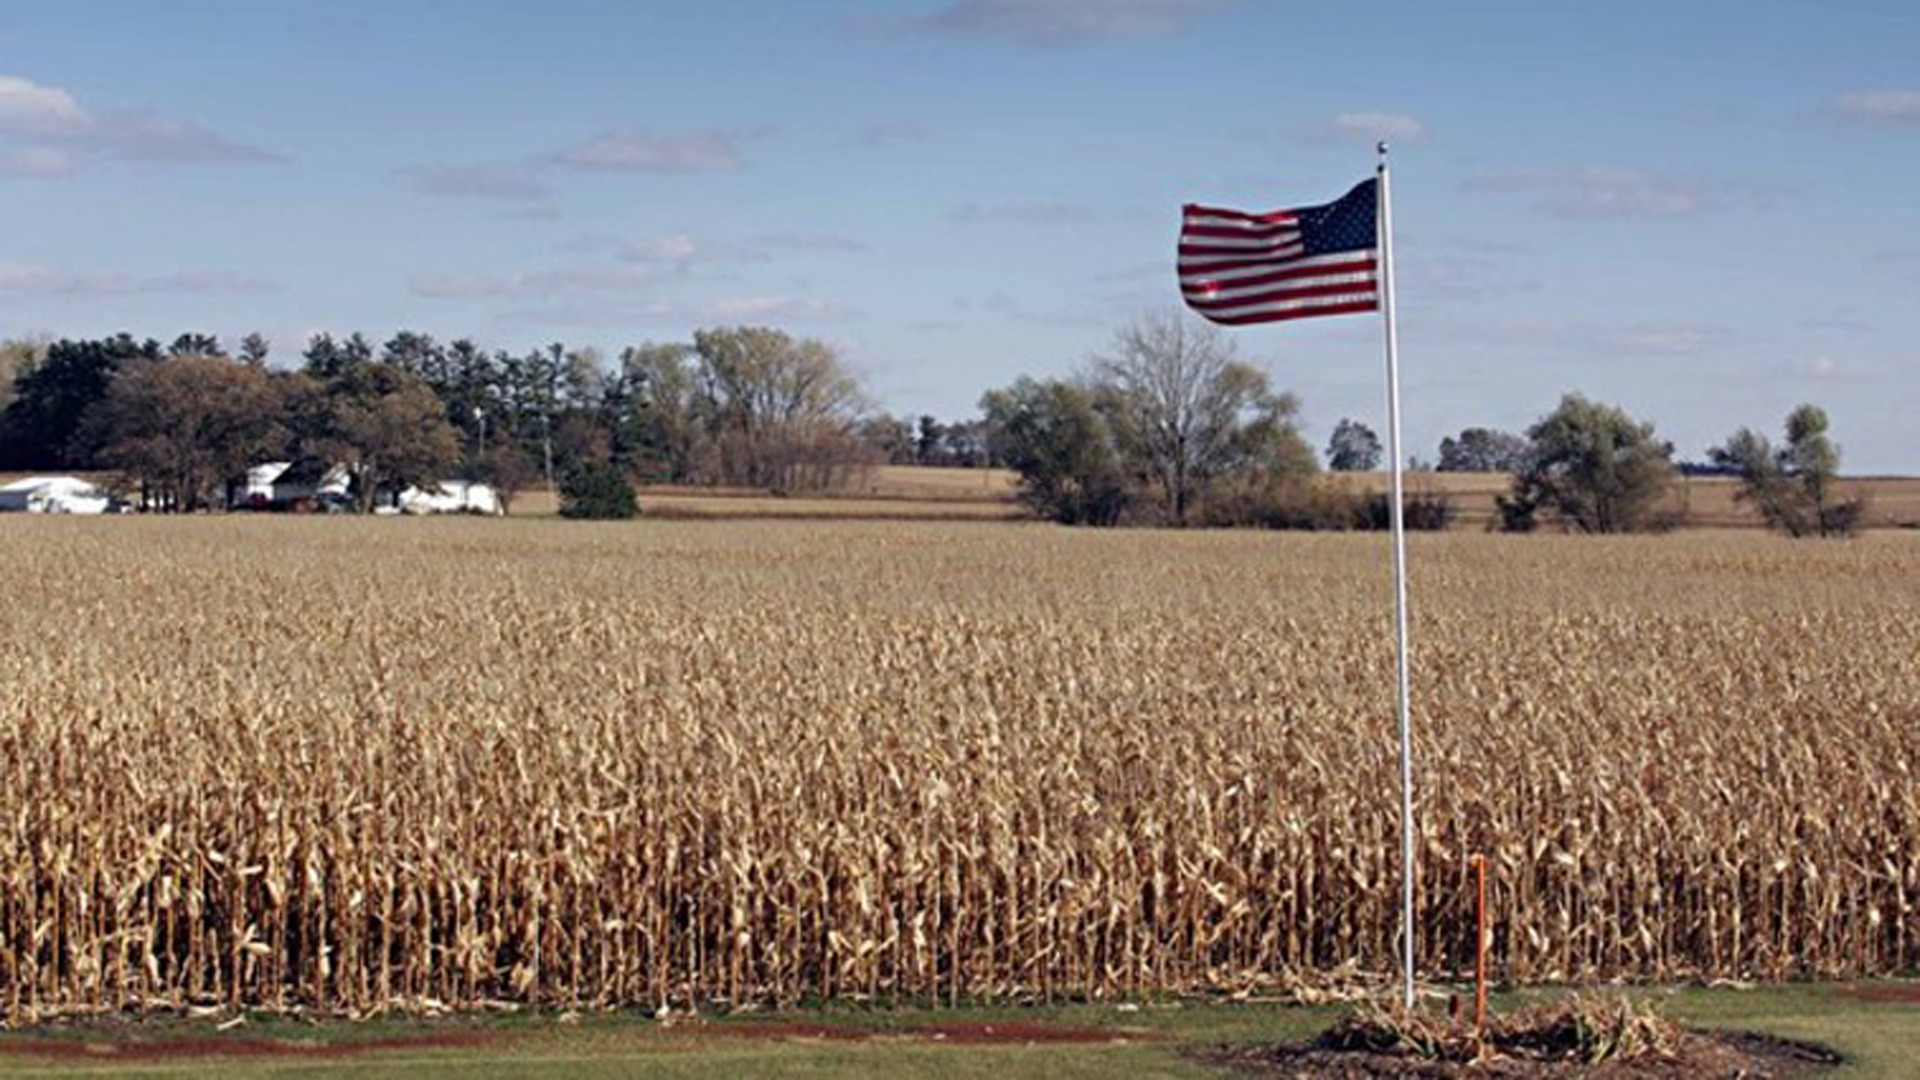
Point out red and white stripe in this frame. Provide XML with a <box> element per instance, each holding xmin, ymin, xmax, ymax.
<box><xmin>1179</xmin><ymin>204</ymin><xmax>1378</xmax><ymax>325</ymax></box>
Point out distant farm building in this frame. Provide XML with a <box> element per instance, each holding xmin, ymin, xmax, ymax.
<box><xmin>241</xmin><ymin>461</ymin><xmax>352</xmax><ymax>509</ymax></box>
<box><xmin>398</xmin><ymin>480</ymin><xmax>501</xmax><ymax>515</ymax></box>
<box><xmin>0</xmin><ymin>476</ymin><xmax>111</xmax><ymax>515</ymax></box>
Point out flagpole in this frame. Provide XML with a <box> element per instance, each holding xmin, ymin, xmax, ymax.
<box><xmin>1376</xmin><ymin>141</ymin><xmax>1417</xmax><ymax>1011</ymax></box>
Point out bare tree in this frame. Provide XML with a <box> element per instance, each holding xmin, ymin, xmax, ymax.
<box><xmin>1091</xmin><ymin>311</ymin><xmax>1308</xmax><ymax>525</ymax></box>
<box><xmin>692</xmin><ymin>326</ymin><xmax>870</xmax><ymax>491</ymax></box>
<box><xmin>0</xmin><ymin>337</ymin><xmax>49</xmax><ymax>415</ymax></box>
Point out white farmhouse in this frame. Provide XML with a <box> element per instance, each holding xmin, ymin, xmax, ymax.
<box><xmin>240</xmin><ymin>461</ymin><xmax>352</xmax><ymax>508</ymax></box>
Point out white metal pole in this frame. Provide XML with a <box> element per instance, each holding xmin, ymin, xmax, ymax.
<box><xmin>1375</xmin><ymin>141</ymin><xmax>1417</xmax><ymax>1010</ymax></box>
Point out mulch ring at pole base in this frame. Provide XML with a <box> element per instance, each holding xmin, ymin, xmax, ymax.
<box><xmin>1196</xmin><ymin>999</ymin><xmax>1843</xmax><ymax>1079</ymax></box>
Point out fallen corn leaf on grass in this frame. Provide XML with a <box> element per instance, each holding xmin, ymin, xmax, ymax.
<box><xmin>0</xmin><ymin>518</ymin><xmax>1915</xmax><ymax>1018</ymax></box>
<box><xmin>1326</xmin><ymin>995</ymin><xmax>1682</xmax><ymax>1064</ymax></box>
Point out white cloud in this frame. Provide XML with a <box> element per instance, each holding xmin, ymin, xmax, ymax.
<box><xmin>1463</xmin><ymin>168</ymin><xmax>1709</xmax><ymax>219</ymax></box>
<box><xmin>497</xmin><ymin>294</ymin><xmax>860</xmax><ymax>328</ymax></box>
<box><xmin>846</xmin><ymin>120</ymin><xmax>929</xmax><ymax>148</ymax></box>
<box><xmin>0</xmin><ymin>263</ymin><xmax>281</xmax><ymax>297</ymax></box>
<box><xmin>752</xmin><ymin>231</ymin><xmax>869</xmax><ymax>253</ymax></box>
<box><xmin>1833</xmin><ymin>89</ymin><xmax>1920</xmax><ymax>125</ymax></box>
<box><xmin>0</xmin><ymin>75</ymin><xmax>90</xmax><ymax>136</ymax></box>
<box><xmin>949</xmin><ymin>199</ymin><xmax>1119</xmax><ymax>224</ymax></box>
<box><xmin>558</xmin><ymin>128</ymin><xmax>745</xmax><ymax>173</ymax></box>
<box><xmin>954</xmin><ymin>291</ymin><xmax>1107</xmax><ymax>326</ymax></box>
<box><xmin>397</xmin><ymin>163</ymin><xmax>549</xmax><ymax>201</ymax></box>
<box><xmin>408</xmin><ymin>268</ymin><xmax>663</xmax><ymax>301</ymax></box>
<box><xmin>620</xmin><ymin>233</ymin><xmax>719</xmax><ymax>265</ymax></box>
<box><xmin>0</xmin><ymin>74</ymin><xmax>279</xmax><ymax>175</ymax></box>
<box><xmin>892</xmin><ymin>0</ymin><xmax>1243</xmax><ymax>46</ymax></box>
<box><xmin>1788</xmin><ymin>355</ymin><xmax>1878</xmax><ymax>381</ymax></box>
<box><xmin>86</xmin><ymin>110</ymin><xmax>280</xmax><ymax>164</ymax></box>
<box><xmin>0</xmin><ymin>144</ymin><xmax>75</xmax><ymax>177</ymax></box>
<box><xmin>618</xmin><ymin>230</ymin><xmax>869</xmax><ymax>268</ymax></box>
<box><xmin>500</xmin><ymin>206</ymin><xmax>565</xmax><ymax>222</ymax></box>
<box><xmin>1399</xmin><ymin>255</ymin><xmax>1537</xmax><ymax>303</ymax></box>
<box><xmin>1307</xmin><ymin>111</ymin><xmax>1429</xmax><ymax>145</ymax></box>
<box><xmin>686</xmin><ymin>295</ymin><xmax>854</xmax><ymax>321</ymax></box>
<box><xmin>1469</xmin><ymin>318</ymin><xmax>1739</xmax><ymax>357</ymax></box>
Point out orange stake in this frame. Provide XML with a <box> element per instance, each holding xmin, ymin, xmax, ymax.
<box><xmin>1471</xmin><ymin>853</ymin><xmax>1489</xmax><ymax>1037</ymax></box>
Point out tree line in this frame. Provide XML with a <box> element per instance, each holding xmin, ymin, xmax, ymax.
<box><xmin>0</xmin><ymin>314</ymin><xmax>1868</xmax><ymax>536</ymax></box>
<box><xmin>0</xmin><ymin>327</ymin><xmax>888</xmax><ymax>512</ymax></box>
<box><xmin>973</xmin><ymin>313</ymin><xmax>1866</xmax><ymax>538</ymax></box>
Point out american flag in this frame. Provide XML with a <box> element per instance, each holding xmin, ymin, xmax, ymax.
<box><xmin>1179</xmin><ymin>178</ymin><xmax>1379</xmax><ymax>325</ymax></box>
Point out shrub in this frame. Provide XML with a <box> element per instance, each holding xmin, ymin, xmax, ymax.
<box><xmin>1202</xmin><ymin>480</ymin><xmax>1454</xmax><ymax>532</ymax></box>
<box><xmin>1710</xmin><ymin>404</ymin><xmax>1866</xmax><ymax>538</ymax></box>
<box><xmin>1358</xmin><ymin>490</ymin><xmax>1456</xmax><ymax>532</ymax></box>
<box><xmin>558</xmin><ymin>463</ymin><xmax>639</xmax><ymax>520</ymax></box>
<box><xmin>1510</xmin><ymin>394</ymin><xmax>1674</xmax><ymax>534</ymax></box>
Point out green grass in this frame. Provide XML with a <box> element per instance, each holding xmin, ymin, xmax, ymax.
<box><xmin>1657</xmin><ymin>983</ymin><xmax>1920</xmax><ymax>1079</ymax></box>
<box><xmin>0</xmin><ymin>984</ymin><xmax>1913</xmax><ymax>1078</ymax></box>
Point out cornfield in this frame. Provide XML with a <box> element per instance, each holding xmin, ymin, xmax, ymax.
<box><xmin>1</xmin><ymin>518</ymin><xmax>1914</xmax><ymax>1019</ymax></box>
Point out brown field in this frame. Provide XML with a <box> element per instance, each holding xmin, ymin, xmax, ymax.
<box><xmin>659</xmin><ymin>468</ymin><xmax>1920</xmax><ymax>529</ymax></box>
<box><xmin>1</xmin><ymin>517</ymin><xmax>1915</xmax><ymax>1020</ymax></box>
<box><xmin>1330</xmin><ymin>472</ymin><xmax>1920</xmax><ymax>530</ymax></box>
<box><xmin>11</xmin><ymin>465</ymin><xmax>1918</xmax><ymax>531</ymax></box>
<box><xmin>470</xmin><ymin>466</ymin><xmax>1023</xmax><ymax>520</ymax></box>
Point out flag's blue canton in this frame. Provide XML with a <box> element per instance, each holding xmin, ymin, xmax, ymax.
<box><xmin>1297</xmin><ymin>179</ymin><xmax>1378</xmax><ymax>257</ymax></box>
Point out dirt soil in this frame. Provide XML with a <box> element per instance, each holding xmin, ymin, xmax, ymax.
<box><xmin>697</xmin><ymin>1020</ymin><xmax>1141</xmax><ymax>1044</ymax></box>
<box><xmin>0</xmin><ymin>1018</ymin><xmax>1134</xmax><ymax>1064</ymax></box>
<box><xmin>0</xmin><ymin>1031</ymin><xmax>490</xmax><ymax>1063</ymax></box>
<box><xmin>1848</xmin><ymin>983</ymin><xmax>1920</xmax><ymax>1004</ymax></box>
<box><xmin>1203</xmin><ymin>1029</ymin><xmax>1842</xmax><ymax>1078</ymax></box>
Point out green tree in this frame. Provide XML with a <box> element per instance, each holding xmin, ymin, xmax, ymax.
<box><xmin>1325</xmin><ymin>418</ymin><xmax>1383</xmax><ymax>472</ymax></box>
<box><xmin>981</xmin><ymin>377</ymin><xmax>1128</xmax><ymax>526</ymax></box>
<box><xmin>614</xmin><ymin>343</ymin><xmax>706</xmax><ymax>482</ymax></box>
<box><xmin>439</xmin><ymin>338</ymin><xmax>502</xmax><ymax>469</ymax></box>
<box><xmin>1438</xmin><ymin>426</ymin><xmax>1528</xmax><ymax>473</ymax></box>
<box><xmin>0</xmin><ymin>334</ymin><xmax>161</xmax><ymax>469</ymax></box>
<box><xmin>83</xmin><ymin>353</ymin><xmax>287</xmax><ymax>511</ymax></box>
<box><xmin>558</xmin><ymin>461</ymin><xmax>639</xmax><ymax>519</ymax></box>
<box><xmin>301</xmin><ymin>332</ymin><xmax>373</xmax><ymax>382</ymax></box>
<box><xmin>499</xmin><ymin>345</ymin><xmax>565</xmax><ymax>489</ymax></box>
<box><xmin>1709</xmin><ymin>404</ymin><xmax>1864</xmax><ymax>537</ymax></box>
<box><xmin>297</xmin><ymin>361</ymin><xmax>462</xmax><ymax>512</ymax></box>
<box><xmin>380</xmin><ymin>330</ymin><xmax>447</xmax><ymax>382</ymax></box>
<box><xmin>1504</xmin><ymin>394</ymin><xmax>1675</xmax><ymax>533</ymax></box>
<box><xmin>915</xmin><ymin>415</ymin><xmax>947</xmax><ymax>465</ymax></box>
<box><xmin>168</xmin><ymin>333</ymin><xmax>224</xmax><ymax>358</ymax></box>
<box><xmin>238</xmin><ymin>332</ymin><xmax>271</xmax><ymax>367</ymax></box>
<box><xmin>856</xmin><ymin>413</ymin><xmax>917</xmax><ymax>465</ymax></box>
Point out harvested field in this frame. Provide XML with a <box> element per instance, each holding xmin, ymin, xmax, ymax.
<box><xmin>0</xmin><ymin>519</ymin><xmax>1916</xmax><ymax>1018</ymax></box>
<box><xmin>1328</xmin><ymin>472</ymin><xmax>1920</xmax><ymax>530</ymax></box>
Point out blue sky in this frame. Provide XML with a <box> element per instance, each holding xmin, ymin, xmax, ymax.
<box><xmin>1</xmin><ymin>0</ymin><xmax>1916</xmax><ymax>470</ymax></box>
